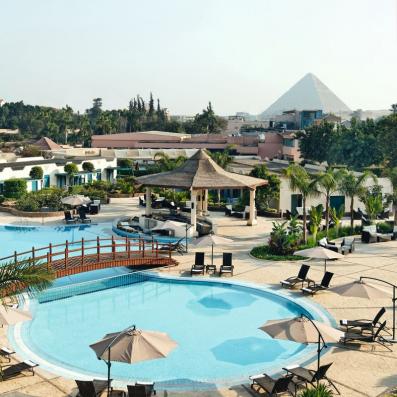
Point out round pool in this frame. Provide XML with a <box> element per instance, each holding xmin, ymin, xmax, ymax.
<box><xmin>11</xmin><ymin>274</ymin><xmax>331</xmax><ymax>389</ymax></box>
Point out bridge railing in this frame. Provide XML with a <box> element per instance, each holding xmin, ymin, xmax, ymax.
<box><xmin>0</xmin><ymin>236</ymin><xmax>174</xmax><ymax>270</ymax></box>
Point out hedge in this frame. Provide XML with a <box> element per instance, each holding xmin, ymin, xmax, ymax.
<box><xmin>3</xmin><ymin>178</ymin><xmax>27</xmax><ymax>199</ymax></box>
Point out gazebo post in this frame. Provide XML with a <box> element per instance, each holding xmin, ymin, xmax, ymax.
<box><xmin>247</xmin><ymin>188</ymin><xmax>257</xmax><ymax>226</ymax></box>
<box><xmin>191</xmin><ymin>189</ymin><xmax>197</xmax><ymax>233</ymax></box>
<box><xmin>197</xmin><ymin>190</ymin><xmax>203</xmax><ymax>216</ymax></box>
<box><xmin>145</xmin><ymin>187</ymin><xmax>152</xmax><ymax>217</ymax></box>
<box><xmin>203</xmin><ymin>189</ymin><xmax>208</xmax><ymax>215</ymax></box>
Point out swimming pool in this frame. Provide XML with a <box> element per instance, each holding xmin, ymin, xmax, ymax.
<box><xmin>0</xmin><ymin>223</ymin><xmax>177</xmax><ymax>287</ymax></box>
<box><xmin>10</xmin><ymin>273</ymin><xmax>331</xmax><ymax>390</ymax></box>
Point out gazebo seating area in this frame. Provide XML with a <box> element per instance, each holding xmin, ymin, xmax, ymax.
<box><xmin>136</xmin><ymin>150</ymin><xmax>267</xmax><ymax>235</ymax></box>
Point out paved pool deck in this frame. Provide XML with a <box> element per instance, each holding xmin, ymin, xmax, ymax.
<box><xmin>0</xmin><ymin>199</ymin><xmax>396</xmax><ymax>396</ymax></box>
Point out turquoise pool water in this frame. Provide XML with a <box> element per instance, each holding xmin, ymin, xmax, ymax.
<box><xmin>0</xmin><ymin>224</ymin><xmax>114</xmax><ymax>257</ymax></box>
<box><xmin>0</xmin><ymin>224</ymin><xmax>177</xmax><ymax>287</ymax></box>
<box><xmin>13</xmin><ymin>275</ymin><xmax>322</xmax><ymax>388</ymax></box>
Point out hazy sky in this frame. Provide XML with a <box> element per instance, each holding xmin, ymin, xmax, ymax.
<box><xmin>1</xmin><ymin>0</ymin><xmax>396</xmax><ymax>115</ymax></box>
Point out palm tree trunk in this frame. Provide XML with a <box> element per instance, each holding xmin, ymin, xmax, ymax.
<box><xmin>350</xmin><ymin>197</ymin><xmax>354</xmax><ymax>230</ymax></box>
<box><xmin>303</xmin><ymin>196</ymin><xmax>307</xmax><ymax>243</ymax></box>
<box><xmin>325</xmin><ymin>193</ymin><xmax>330</xmax><ymax>235</ymax></box>
<box><xmin>217</xmin><ymin>189</ymin><xmax>221</xmax><ymax>203</ymax></box>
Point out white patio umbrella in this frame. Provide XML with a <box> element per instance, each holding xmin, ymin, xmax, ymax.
<box><xmin>191</xmin><ymin>234</ymin><xmax>233</xmax><ymax>266</ymax></box>
<box><xmin>260</xmin><ymin>315</ymin><xmax>344</xmax><ymax>372</ymax></box>
<box><xmin>90</xmin><ymin>325</ymin><xmax>177</xmax><ymax>396</ymax></box>
<box><xmin>61</xmin><ymin>195</ymin><xmax>91</xmax><ymax>207</ymax></box>
<box><xmin>0</xmin><ymin>305</ymin><xmax>32</xmax><ymax>326</ymax></box>
<box><xmin>294</xmin><ymin>246</ymin><xmax>344</xmax><ymax>272</ymax></box>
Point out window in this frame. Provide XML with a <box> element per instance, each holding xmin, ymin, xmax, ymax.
<box><xmin>283</xmin><ymin>138</ymin><xmax>295</xmax><ymax>147</ymax></box>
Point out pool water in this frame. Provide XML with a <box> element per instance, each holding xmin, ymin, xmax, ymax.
<box><xmin>16</xmin><ymin>276</ymin><xmax>317</xmax><ymax>388</ymax></box>
<box><xmin>0</xmin><ymin>224</ymin><xmax>177</xmax><ymax>287</ymax></box>
<box><xmin>0</xmin><ymin>224</ymin><xmax>114</xmax><ymax>257</ymax></box>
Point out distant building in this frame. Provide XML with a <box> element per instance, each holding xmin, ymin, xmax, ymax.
<box><xmin>0</xmin><ymin>128</ymin><xmax>19</xmax><ymax>135</ymax></box>
<box><xmin>91</xmin><ymin>130</ymin><xmax>301</xmax><ymax>161</ymax></box>
<box><xmin>272</xmin><ymin>110</ymin><xmax>323</xmax><ymax>130</ymax></box>
<box><xmin>170</xmin><ymin>115</ymin><xmax>195</xmax><ymax>123</ymax></box>
<box><xmin>0</xmin><ymin>156</ymin><xmax>117</xmax><ymax>193</ymax></box>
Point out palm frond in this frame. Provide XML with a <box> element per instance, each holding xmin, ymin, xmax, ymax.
<box><xmin>0</xmin><ymin>260</ymin><xmax>55</xmax><ymax>298</ymax></box>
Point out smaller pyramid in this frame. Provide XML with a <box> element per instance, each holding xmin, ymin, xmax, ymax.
<box><xmin>260</xmin><ymin>73</ymin><xmax>351</xmax><ymax>118</ymax></box>
<box><xmin>34</xmin><ymin>137</ymin><xmax>61</xmax><ymax>150</ymax></box>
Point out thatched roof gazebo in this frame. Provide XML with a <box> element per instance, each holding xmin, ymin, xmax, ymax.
<box><xmin>136</xmin><ymin>150</ymin><xmax>267</xmax><ymax>229</ymax></box>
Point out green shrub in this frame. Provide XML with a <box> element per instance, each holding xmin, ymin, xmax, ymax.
<box><xmin>377</xmin><ymin>222</ymin><xmax>393</xmax><ymax>233</ymax></box>
<box><xmin>298</xmin><ymin>384</ymin><xmax>334</xmax><ymax>397</ymax></box>
<box><xmin>0</xmin><ymin>195</ymin><xmax>5</xmax><ymax>204</ymax></box>
<box><xmin>268</xmin><ymin>220</ymin><xmax>301</xmax><ymax>255</ymax></box>
<box><xmin>250</xmin><ymin>245</ymin><xmax>305</xmax><ymax>261</ymax></box>
<box><xmin>118</xmin><ymin>158</ymin><xmax>132</xmax><ymax>168</ymax></box>
<box><xmin>70</xmin><ymin>185</ymin><xmax>108</xmax><ymax>202</ymax></box>
<box><xmin>15</xmin><ymin>187</ymin><xmax>66</xmax><ymax>212</ymax></box>
<box><xmin>82</xmin><ymin>161</ymin><xmax>95</xmax><ymax>172</ymax></box>
<box><xmin>3</xmin><ymin>178</ymin><xmax>27</xmax><ymax>199</ymax></box>
<box><xmin>29</xmin><ymin>166</ymin><xmax>44</xmax><ymax>180</ymax></box>
<box><xmin>64</xmin><ymin>163</ymin><xmax>79</xmax><ymax>175</ymax></box>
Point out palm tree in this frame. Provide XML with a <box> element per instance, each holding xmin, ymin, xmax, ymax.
<box><xmin>0</xmin><ymin>261</ymin><xmax>54</xmax><ymax>300</ymax></box>
<box><xmin>339</xmin><ymin>170</ymin><xmax>375</xmax><ymax>229</ymax></box>
<box><xmin>154</xmin><ymin>152</ymin><xmax>187</xmax><ymax>171</ymax></box>
<box><xmin>210</xmin><ymin>146</ymin><xmax>234</xmax><ymax>202</ymax></box>
<box><xmin>283</xmin><ymin>164</ymin><xmax>319</xmax><ymax>243</ymax></box>
<box><xmin>317</xmin><ymin>168</ymin><xmax>346</xmax><ymax>235</ymax></box>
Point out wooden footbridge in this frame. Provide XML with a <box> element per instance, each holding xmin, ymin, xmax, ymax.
<box><xmin>0</xmin><ymin>237</ymin><xmax>178</xmax><ymax>278</ymax></box>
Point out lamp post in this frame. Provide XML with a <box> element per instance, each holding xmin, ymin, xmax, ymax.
<box><xmin>360</xmin><ymin>276</ymin><xmax>397</xmax><ymax>341</ymax></box>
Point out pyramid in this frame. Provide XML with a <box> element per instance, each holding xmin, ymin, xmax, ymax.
<box><xmin>260</xmin><ymin>73</ymin><xmax>351</xmax><ymax>118</ymax></box>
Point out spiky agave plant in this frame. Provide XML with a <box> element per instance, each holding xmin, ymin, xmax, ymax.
<box><xmin>298</xmin><ymin>384</ymin><xmax>334</xmax><ymax>397</ymax></box>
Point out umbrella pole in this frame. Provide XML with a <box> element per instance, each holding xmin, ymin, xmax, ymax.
<box><xmin>325</xmin><ymin>259</ymin><xmax>327</xmax><ymax>272</ymax></box>
<box><xmin>317</xmin><ymin>333</ymin><xmax>321</xmax><ymax>379</ymax></box>
<box><xmin>107</xmin><ymin>348</ymin><xmax>111</xmax><ymax>397</ymax></box>
<box><xmin>211</xmin><ymin>244</ymin><xmax>214</xmax><ymax>266</ymax></box>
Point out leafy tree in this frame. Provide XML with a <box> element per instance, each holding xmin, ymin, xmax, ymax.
<box><xmin>316</xmin><ymin>168</ymin><xmax>345</xmax><ymax>234</ymax></box>
<box><xmin>297</xmin><ymin>121</ymin><xmax>335</xmax><ymax>164</ymax></box>
<box><xmin>249</xmin><ymin>164</ymin><xmax>280</xmax><ymax>210</ymax></box>
<box><xmin>186</xmin><ymin>102</ymin><xmax>227</xmax><ymax>134</ymax></box>
<box><xmin>377</xmin><ymin>113</ymin><xmax>397</xmax><ymax>167</ymax></box>
<box><xmin>29</xmin><ymin>166</ymin><xmax>44</xmax><ymax>180</ymax></box>
<box><xmin>339</xmin><ymin>171</ymin><xmax>375</xmax><ymax>229</ymax></box>
<box><xmin>64</xmin><ymin>163</ymin><xmax>79</xmax><ymax>185</ymax></box>
<box><xmin>283</xmin><ymin>164</ymin><xmax>319</xmax><ymax>242</ymax></box>
<box><xmin>82</xmin><ymin>162</ymin><xmax>95</xmax><ymax>172</ymax></box>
